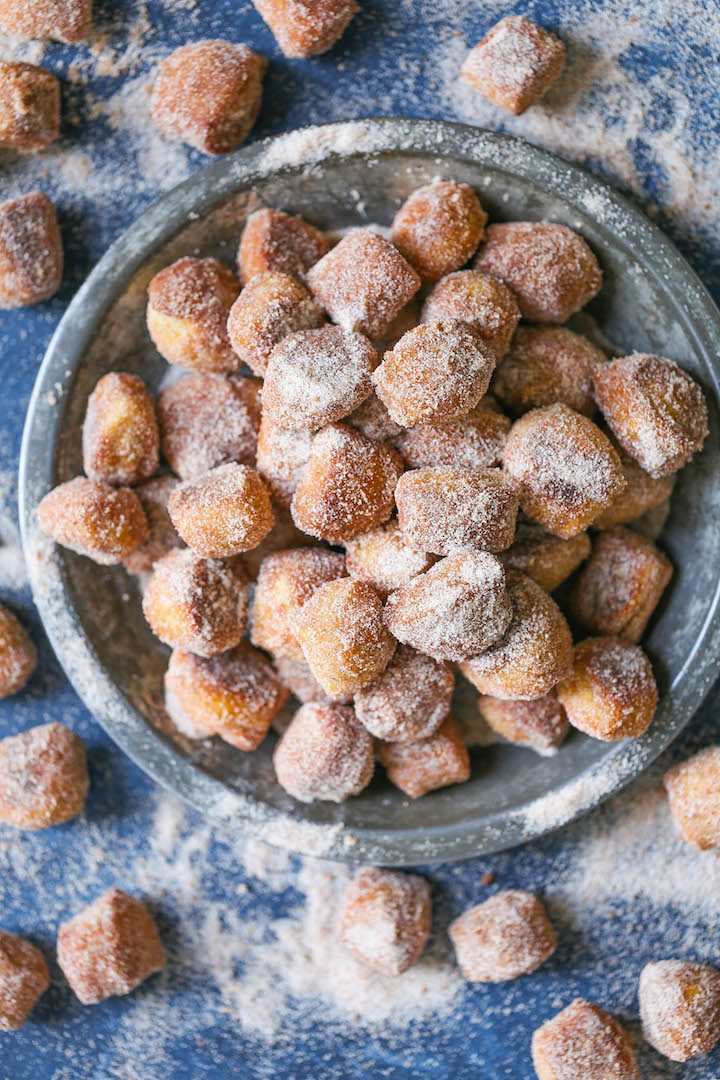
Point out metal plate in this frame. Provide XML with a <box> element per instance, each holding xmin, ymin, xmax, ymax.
<box><xmin>18</xmin><ymin>119</ymin><xmax>720</xmax><ymax>865</ymax></box>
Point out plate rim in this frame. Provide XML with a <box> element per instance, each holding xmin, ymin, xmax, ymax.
<box><xmin>18</xmin><ymin>117</ymin><xmax>720</xmax><ymax>865</ymax></box>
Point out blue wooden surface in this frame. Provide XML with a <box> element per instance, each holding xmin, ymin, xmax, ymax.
<box><xmin>1</xmin><ymin>1</ymin><xmax>719</xmax><ymax>1077</ymax></box>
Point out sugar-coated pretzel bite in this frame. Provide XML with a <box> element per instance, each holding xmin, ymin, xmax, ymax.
<box><xmin>142</xmin><ymin>548</ymin><xmax>248</xmax><ymax>657</ymax></box>
<box><xmin>0</xmin><ymin>191</ymin><xmax>62</xmax><ymax>309</ymax></box>
<box><xmin>273</xmin><ymin>702</ymin><xmax>374</xmax><ymax>803</ymax></box>
<box><xmin>262</xmin><ymin>325</ymin><xmax>377</xmax><ymax>431</ymax></box>
<box><xmin>421</xmin><ymin>269</ymin><xmax>520</xmax><ymax>358</ymax></box>
<box><xmin>395</xmin><ymin>466</ymin><xmax>519</xmax><ymax>556</ymax></box>
<box><xmin>339</xmin><ymin>867</ymin><xmax>431</xmax><ymax>976</ymax></box>
<box><xmin>255</xmin><ymin>414</ymin><xmax>313</xmax><ymax>506</ymax></box>
<box><xmin>57</xmin><ymin>889</ymin><xmax>164</xmax><ymax>1006</ymax></box>
<box><xmin>378</xmin><ymin>714</ymin><xmax>470</xmax><ymax>798</ymax></box>
<box><xmin>291</xmin><ymin>423</ymin><xmax>403</xmax><ymax>544</ymax></box>
<box><xmin>0</xmin><ymin>61</ymin><xmax>60</xmax><ymax>152</ymax></box>
<box><xmin>498</xmin><ymin>519</ymin><xmax>590</xmax><ymax>592</ymax></box>
<box><xmin>461</xmin><ymin>15</ymin><xmax>566</xmax><ymax>116</ymax></box>
<box><xmin>556</xmin><ymin>636</ymin><xmax>657</xmax><ymax>740</ymax></box>
<box><xmin>346</xmin><ymin>392</ymin><xmax>404</xmax><ymax>446</ymax></box>
<box><xmin>157</xmin><ymin>373</ymin><xmax>261</xmax><ymax>481</ymax></box>
<box><xmin>391</xmin><ymin>181</ymin><xmax>487</xmax><ymax>284</ymax></box>
<box><xmin>168</xmin><ymin>462</ymin><xmax>274</xmax><ymax>558</ymax></box>
<box><xmin>124</xmin><ymin>476</ymin><xmax>184</xmax><ymax>575</ymax></box>
<box><xmin>37</xmin><ymin>477</ymin><xmax>148</xmax><ymax>565</ymax></box>
<box><xmin>147</xmin><ymin>257</ymin><xmax>240</xmax><ymax>373</ymax></box>
<box><xmin>227</xmin><ymin>271</ymin><xmax>325</xmax><ymax>376</ymax></box>
<box><xmin>354</xmin><ymin>644</ymin><xmax>454</xmax><ymax>743</ymax></box>
<box><xmin>639</xmin><ymin>959</ymin><xmax>720</xmax><ymax>1062</ymax></box>
<box><xmin>307</xmin><ymin>229</ymin><xmax>421</xmax><ymax>339</ymax></box>
<box><xmin>395</xmin><ymin>398</ymin><xmax>510</xmax><ymax>470</ymax></box>
<box><xmin>297</xmin><ymin>577</ymin><xmax>395</xmax><ymax>697</ymax></box>
<box><xmin>475</xmin><ymin>222</ymin><xmax>602</xmax><ymax>323</ymax></box>
<box><xmin>385</xmin><ymin>552</ymin><xmax>512</xmax><ymax>662</ymax></box>
<box><xmin>0</xmin><ymin>0</ymin><xmax>92</xmax><ymax>42</ymax></box>
<box><xmin>0</xmin><ymin>930</ymin><xmax>49</xmax><ymax>1030</ymax></box>
<box><xmin>344</xmin><ymin>518</ymin><xmax>436</xmax><ymax>600</ymax></box>
<box><xmin>459</xmin><ymin>571</ymin><xmax>573</xmax><ymax>700</ymax></box>
<box><xmin>273</xmin><ymin>655</ymin><xmax>351</xmax><ymax>706</ymax></box>
<box><xmin>476</xmin><ymin>694</ymin><xmax>568</xmax><ymax>756</ymax></box>
<box><xmin>494</xmin><ymin>326</ymin><xmax>604</xmax><ymax>417</ymax></box>
<box><xmin>571</xmin><ymin>526</ymin><xmax>672</xmax><ymax>642</ymax></box>
<box><xmin>373</xmin><ymin>321</ymin><xmax>495</xmax><ymax>427</ymax></box>
<box><xmin>82</xmin><ymin>372</ymin><xmax>159</xmax><ymax>487</ymax></box>
<box><xmin>165</xmin><ymin>642</ymin><xmax>288</xmax><ymax>750</ymax></box>
<box><xmin>663</xmin><ymin>746</ymin><xmax>720</xmax><ymax>851</ymax></box>
<box><xmin>591</xmin><ymin>435</ymin><xmax>675</xmax><ymax>529</ymax></box>
<box><xmin>449</xmin><ymin>890</ymin><xmax>556</xmax><ymax>983</ymax></box>
<box><xmin>151</xmin><ymin>40</ymin><xmax>266</xmax><ymax>154</ymax></box>
<box><xmin>592</xmin><ymin>352</ymin><xmax>708</xmax><ymax>478</ymax></box>
<box><xmin>237</xmin><ymin>208</ymin><xmax>330</xmax><ymax>285</ymax></box>
<box><xmin>251</xmin><ymin>0</ymin><xmax>357</xmax><ymax>58</ymax></box>
<box><xmin>0</xmin><ymin>603</ymin><xmax>36</xmax><ymax>699</ymax></box>
<box><xmin>502</xmin><ymin>403</ymin><xmax>626</xmax><ymax>538</ymax></box>
<box><xmin>531</xmin><ymin>999</ymin><xmax>639</xmax><ymax>1080</ymax></box>
<box><xmin>0</xmin><ymin>722</ymin><xmax>88</xmax><ymax>829</ymax></box>
<box><xmin>250</xmin><ymin>546</ymin><xmax>346</xmax><ymax>661</ymax></box>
